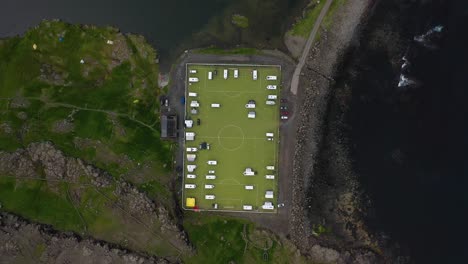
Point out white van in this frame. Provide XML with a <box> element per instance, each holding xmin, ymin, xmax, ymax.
<box><xmin>245</xmin><ymin>185</ymin><xmax>254</xmax><ymax>190</ymax></box>
<box><xmin>267</xmin><ymin>85</ymin><xmax>277</xmax><ymax>90</ymax></box>
<box><xmin>252</xmin><ymin>70</ymin><xmax>258</xmax><ymax>80</ymax></box>
<box><xmin>267</xmin><ymin>95</ymin><xmax>277</xmax><ymax>100</ymax></box>
<box><xmin>186</xmin><ymin>147</ymin><xmax>198</xmax><ymax>152</ymax></box>
<box><xmin>189</xmin><ymin>92</ymin><xmax>197</xmax><ymax>97</ymax></box>
<box><xmin>205</xmin><ymin>184</ymin><xmax>215</xmax><ymax>189</ymax></box>
<box><xmin>206</xmin><ymin>175</ymin><xmax>216</xmax><ymax>180</ymax></box>
<box><xmin>189</xmin><ymin>77</ymin><xmax>199</xmax><ymax>82</ymax></box>
<box><xmin>187</xmin><ymin>174</ymin><xmax>196</xmax><ymax>179</ymax></box>
<box><xmin>266</xmin><ymin>133</ymin><xmax>274</xmax><ymax>137</ymax></box>
<box><xmin>266</xmin><ymin>100</ymin><xmax>276</xmax><ymax>105</ymax></box>
<box><xmin>234</xmin><ymin>69</ymin><xmax>239</xmax><ymax>78</ymax></box>
<box><xmin>205</xmin><ymin>195</ymin><xmax>215</xmax><ymax>200</ymax></box>
<box><xmin>208</xmin><ymin>71</ymin><xmax>213</xmax><ymax>80</ymax></box>
<box><xmin>243</xmin><ymin>205</ymin><xmax>253</xmax><ymax>211</ymax></box>
<box><xmin>266</xmin><ymin>175</ymin><xmax>275</xmax><ymax>180</ymax></box>
<box><xmin>266</xmin><ymin>76</ymin><xmax>277</xmax><ymax>80</ymax></box>
<box><xmin>266</xmin><ymin>166</ymin><xmax>275</xmax><ymax>170</ymax></box>
<box><xmin>223</xmin><ymin>69</ymin><xmax>228</xmax><ymax>79</ymax></box>
<box><xmin>207</xmin><ymin>160</ymin><xmax>217</xmax><ymax>165</ymax></box>
<box><xmin>185</xmin><ymin>184</ymin><xmax>196</xmax><ymax>189</ymax></box>
<box><xmin>189</xmin><ymin>69</ymin><xmax>197</xmax><ymax>74</ymax></box>
<box><xmin>211</xmin><ymin>103</ymin><xmax>220</xmax><ymax>108</ymax></box>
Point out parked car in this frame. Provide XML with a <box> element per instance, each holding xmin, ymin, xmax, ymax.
<box><xmin>280</xmin><ymin>99</ymin><xmax>287</xmax><ymax>103</ymax></box>
<box><xmin>281</xmin><ymin>111</ymin><xmax>289</xmax><ymax>116</ymax></box>
<box><xmin>280</xmin><ymin>105</ymin><xmax>288</xmax><ymax>110</ymax></box>
<box><xmin>281</xmin><ymin>115</ymin><xmax>289</xmax><ymax>120</ymax></box>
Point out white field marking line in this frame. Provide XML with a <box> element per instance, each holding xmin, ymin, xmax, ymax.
<box><xmin>206</xmin><ymin>90</ymin><xmax>264</xmax><ymax>94</ymax></box>
<box><xmin>217</xmin><ymin>124</ymin><xmax>246</xmax><ymax>151</ymax></box>
<box><xmin>199</xmin><ymin>136</ymin><xmax>265</xmax><ymax>140</ymax></box>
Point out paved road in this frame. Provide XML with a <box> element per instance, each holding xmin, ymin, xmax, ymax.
<box><xmin>290</xmin><ymin>0</ymin><xmax>334</xmax><ymax>95</ymax></box>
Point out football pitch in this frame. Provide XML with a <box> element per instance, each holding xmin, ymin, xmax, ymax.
<box><xmin>182</xmin><ymin>63</ymin><xmax>281</xmax><ymax>213</ymax></box>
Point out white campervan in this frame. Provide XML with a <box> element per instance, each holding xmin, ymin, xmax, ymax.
<box><xmin>189</xmin><ymin>92</ymin><xmax>197</xmax><ymax>97</ymax></box>
<box><xmin>206</xmin><ymin>175</ymin><xmax>216</xmax><ymax>180</ymax></box>
<box><xmin>187</xmin><ymin>174</ymin><xmax>196</xmax><ymax>179</ymax></box>
<box><xmin>243</xmin><ymin>205</ymin><xmax>253</xmax><ymax>211</ymax></box>
<box><xmin>265</xmin><ymin>175</ymin><xmax>275</xmax><ymax>180</ymax></box>
<box><xmin>267</xmin><ymin>95</ymin><xmax>277</xmax><ymax>100</ymax></box>
<box><xmin>245</xmin><ymin>185</ymin><xmax>254</xmax><ymax>190</ymax></box>
<box><xmin>185</xmin><ymin>184</ymin><xmax>196</xmax><ymax>189</ymax></box>
<box><xmin>223</xmin><ymin>69</ymin><xmax>228</xmax><ymax>79</ymax></box>
<box><xmin>266</xmin><ymin>133</ymin><xmax>274</xmax><ymax>137</ymax></box>
<box><xmin>207</xmin><ymin>160</ymin><xmax>217</xmax><ymax>165</ymax></box>
<box><xmin>211</xmin><ymin>103</ymin><xmax>220</xmax><ymax>108</ymax></box>
<box><xmin>266</xmin><ymin>85</ymin><xmax>277</xmax><ymax>90</ymax></box>
<box><xmin>234</xmin><ymin>69</ymin><xmax>239</xmax><ymax>78</ymax></box>
<box><xmin>189</xmin><ymin>77</ymin><xmax>199</xmax><ymax>82</ymax></box>
<box><xmin>205</xmin><ymin>195</ymin><xmax>215</xmax><ymax>200</ymax></box>
<box><xmin>266</xmin><ymin>76</ymin><xmax>277</xmax><ymax>80</ymax></box>
<box><xmin>189</xmin><ymin>69</ymin><xmax>197</xmax><ymax>74</ymax></box>
<box><xmin>266</xmin><ymin>100</ymin><xmax>275</xmax><ymax>105</ymax></box>
<box><xmin>208</xmin><ymin>71</ymin><xmax>213</xmax><ymax>80</ymax></box>
<box><xmin>205</xmin><ymin>184</ymin><xmax>215</xmax><ymax>189</ymax></box>
<box><xmin>266</xmin><ymin>166</ymin><xmax>275</xmax><ymax>170</ymax></box>
<box><xmin>252</xmin><ymin>70</ymin><xmax>258</xmax><ymax>80</ymax></box>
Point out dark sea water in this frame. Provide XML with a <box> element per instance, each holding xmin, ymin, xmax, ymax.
<box><xmin>344</xmin><ymin>0</ymin><xmax>468</xmax><ymax>262</ymax></box>
<box><xmin>0</xmin><ymin>0</ymin><xmax>301</xmax><ymax>67</ymax></box>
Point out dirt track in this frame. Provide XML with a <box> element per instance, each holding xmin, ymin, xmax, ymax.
<box><xmin>168</xmin><ymin>50</ymin><xmax>298</xmax><ymax>237</ymax></box>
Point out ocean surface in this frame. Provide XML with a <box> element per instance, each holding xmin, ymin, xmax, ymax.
<box><xmin>0</xmin><ymin>0</ymin><xmax>301</xmax><ymax>67</ymax></box>
<box><xmin>344</xmin><ymin>0</ymin><xmax>468</xmax><ymax>262</ymax></box>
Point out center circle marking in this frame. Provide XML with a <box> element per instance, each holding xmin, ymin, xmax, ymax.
<box><xmin>217</xmin><ymin>125</ymin><xmax>245</xmax><ymax>151</ymax></box>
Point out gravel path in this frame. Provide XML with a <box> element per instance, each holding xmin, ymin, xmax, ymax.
<box><xmin>290</xmin><ymin>0</ymin><xmax>334</xmax><ymax>95</ymax></box>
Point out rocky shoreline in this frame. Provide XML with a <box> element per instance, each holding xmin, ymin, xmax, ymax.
<box><xmin>288</xmin><ymin>0</ymin><xmax>388</xmax><ymax>262</ymax></box>
<box><xmin>0</xmin><ymin>211</ymin><xmax>172</xmax><ymax>264</ymax></box>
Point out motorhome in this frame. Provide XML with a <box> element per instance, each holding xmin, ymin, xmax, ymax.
<box><xmin>266</xmin><ymin>75</ymin><xmax>277</xmax><ymax>80</ymax></box>
<box><xmin>252</xmin><ymin>70</ymin><xmax>258</xmax><ymax>80</ymax></box>
<box><xmin>208</xmin><ymin>71</ymin><xmax>213</xmax><ymax>80</ymax></box>
<box><xmin>205</xmin><ymin>195</ymin><xmax>215</xmax><ymax>200</ymax></box>
<box><xmin>189</xmin><ymin>77</ymin><xmax>199</xmax><ymax>82</ymax></box>
<box><xmin>185</xmin><ymin>184</ymin><xmax>196</xmax><ymax>189</ymax></box>
<box><xmin>223</xmin><ymin>69</ymin><xmax>228</xmax><ymax>79</ymax></box>
<box><xmin>234</xmin><ymin>69</ymin><xmax>239</xmax><ymax>78</ymax></box>
<box><xmin>266</xmin><ymin>85</ymin><xmax>277</xmax><ymax>90</ymax></box>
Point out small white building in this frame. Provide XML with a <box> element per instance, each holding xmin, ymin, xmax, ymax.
<box><xmin>190</xmin><ymin>101</ymin><xmax>200</xmax><ymax>107</ymax></box>
<box><xmin>187</xmin><ymin>154</ymin><xmax>196</xmax><ymax>162</ymax></box>
<box><xmin>186</xmin><ymin>132</ymin><xmax>195</xmax><ymax>141</ymax></box>
<box><xmin>243</xmin><ymin>205</ymin><xmax>253</xmax><ymax>211</ymax></box>
<box><xmin>187</xmin><ymin>165</ymin><xmax>197</xmax><ymax>172</ymax></box>
<box><xmin>186</xmin><ymin>147</ymin><xmax>198</xmax><ymax>152</ymax></box>
<box><xmin>262</xmin><ymin>202</ymin><xmax>275</xmax><ymax>210</ymax></box>
<box><xmin>265</xmin><ymin>191</ymin><xmax>274</xmax><ymax>199</ymax></box>
<box><xmin>248</xmin><ymin>111</ymin><xmax>256</xmax><ymax>119</ymax></box>
<box><xmin>185</xmin><ymin>120</ymin><xmax>193</xmax><ymax>128</ymax></box>
<box><xmin>243</xmin><ymin>168</ymin><xmax>255</xmax><ymax>176</ymax></box>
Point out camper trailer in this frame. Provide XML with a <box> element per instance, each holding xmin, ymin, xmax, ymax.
<box><xmin>189</xmin><ymin>69</ymin><xmax>197</xmax><ymax>74</ymax></box>
<box><xmin>185</xmin><ymin>184</ymin><xmax>196</xmax><ymax>189</ymax></box>
<box><xmin>243</xmin><ymin>205</ymin><xmax>253</xmax><ymax>211</ymax></box>
<box><xmin>211</xmin><ymin>103</ymin><xmax>220</xmax><ymax>108</ymax></box>
<box><xmin>252</xmin><ymin>70</ymin><xmax>258</xmax><ymax>80</ymax></box>
<box><xmin>234</xmin><ymin>69</ymin><xmax>239</xmax><ymax>78</ymax></box>
<box><xmin>207</xmin><ymin>160</ymin><xmax>217</xmax><ymax>165</ymax></box>
<box><xmin>208</xmin><ymin>71</ymin><xmax>213</xmax><ymax>80</ymax></box>
<box><xmin>205</xmin><ymin>195</ymin><xmax>215</xmax><ymax>200</ymax></box>
<box><xmin>267</xmin><ymin>95</ymin><xmax>277</xmax><ymax>100</ymax></box>
<box><xmin>189</xmin><ymin>77</ymin><xmax>199</xmax><ymax>82</ymax></box>
<box><xmin>265</xmin><ymin>175</ymin><xmax>275</xmax><ymax>180</ymax></box>
<box><xmin>266</xmin><ymin>85</ymin><xmax>277</xmax><ymax>90</ymax></box>
<box><xmin>188</xmin><ymin>92</ymin><xmax>197</xmax><ymax>97</ymax></box>
<box><xmin>205</xmin><ymin>184</ymin><xmax>215</xmax><ymax>189</ymax></box>
<box><xmin>187</xmin><ymin>174</ymin><xmax>196</xmax><ymax>179</ymax></box>
<box><xmin>223</xmin><ymin>69</ymin><xmax>228</xmax><ymax>79</ymax></box>
<box><xmin>266</xmin><ymin>100</ymin><xmax>276</xmax><ymax>105</ymax></box>
<box><xmin>245</xmin><ymin>185</ymin><xmax>254</xmax><ymax>190</ymax></box>
<box><xmin>206</xmin><ymin>175</ymin><xmax>216</xmax><ymax>180</ymax></box>
<box><xmin>266</xmin><ymin>75</ymin><xmax>277</xmax><ymax>80</ymax></box>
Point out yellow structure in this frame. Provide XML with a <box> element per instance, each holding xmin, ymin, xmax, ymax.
<box><xmin>186</xmin><ymin>197</ymin><xmax>196</xmax><ymax>208</ymax></box>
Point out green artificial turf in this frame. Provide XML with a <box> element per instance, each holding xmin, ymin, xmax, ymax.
<box><xmin>183</xmin><ymin>64</ymin><xmax>280</xmax><ymax>212</ymax></box>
